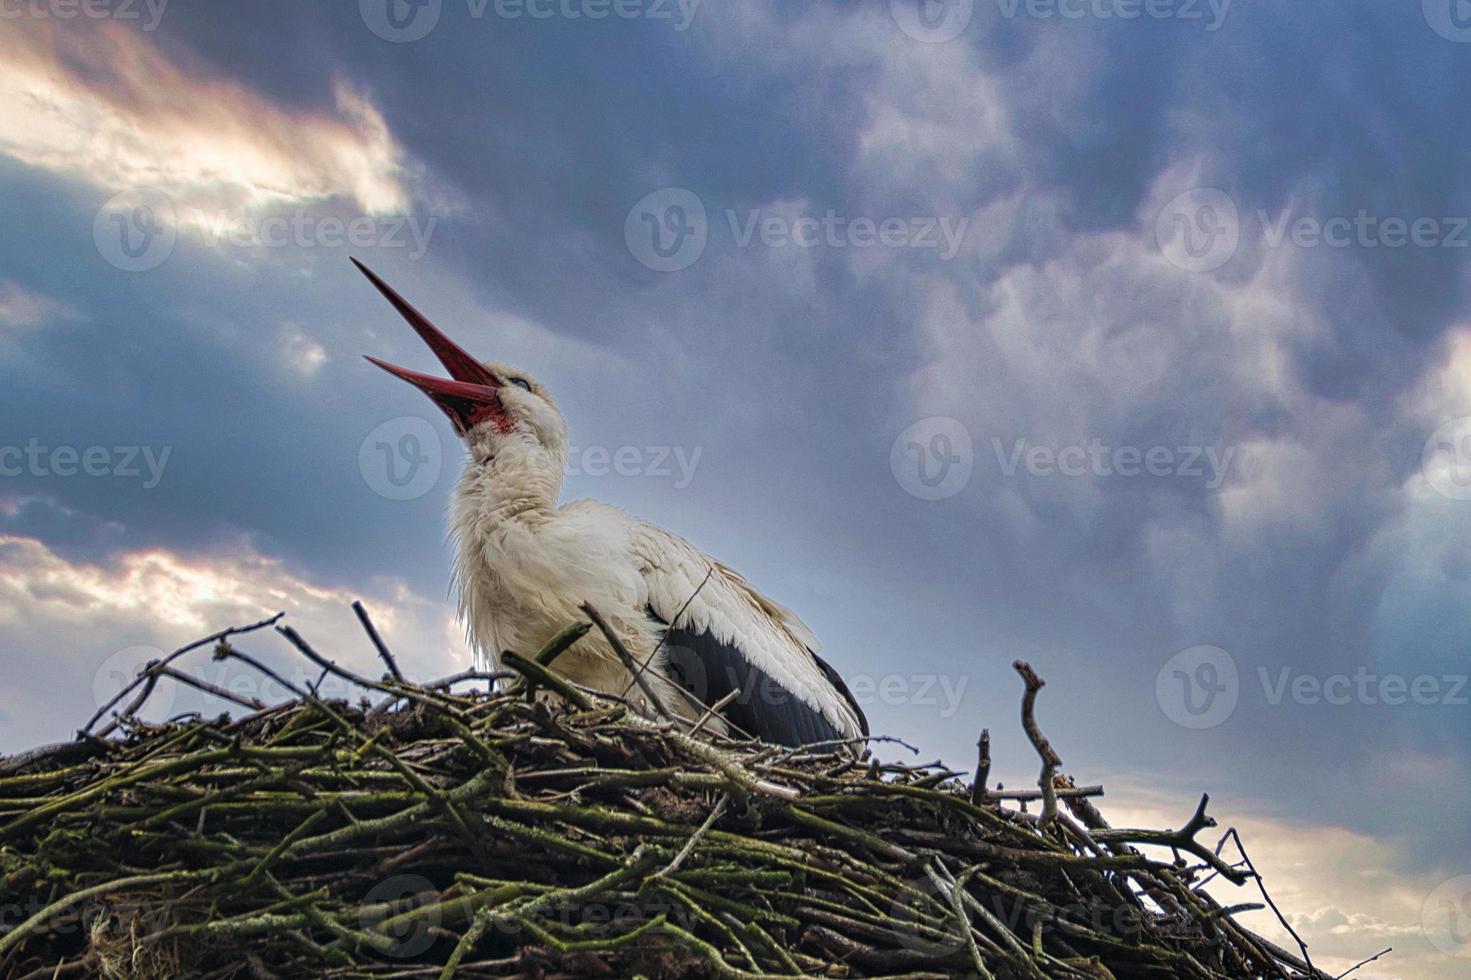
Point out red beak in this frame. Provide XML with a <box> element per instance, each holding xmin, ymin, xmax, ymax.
<box><xmin>354</xmin><ymin>258</ymin><xmax>506</xmax><ymax>434</ymax></box>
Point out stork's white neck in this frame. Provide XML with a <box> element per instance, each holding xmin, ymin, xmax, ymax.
<box><xmin>455</xmin><ymin>430</ymin><xmax>566</xmax><ymax>522</ymax></box>
<box><xmin>449</xmin><ymin>429</ymin><xmax>568</xmax><ymax>667</ymax></box>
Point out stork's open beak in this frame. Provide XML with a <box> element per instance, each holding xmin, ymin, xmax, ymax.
<box><xmin>354</xmin><ymin>258</ymin><xmax>505</xmax><ymax>435</ymax></box>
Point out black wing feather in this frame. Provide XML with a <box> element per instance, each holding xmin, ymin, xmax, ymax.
<box><xmin>811</xmin><ymin>649</ymin><xmax>869</xmax><ymax>737</ymax></box>
<box><xmin>648</xmin><ymin>607</ymin><xmax>849</xmax><ymax>748</ymax></box>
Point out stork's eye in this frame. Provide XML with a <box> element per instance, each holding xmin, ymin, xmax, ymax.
<box><xmin>509</xmin><ymin>378</ymin><xmax>532</xmax><ymax>392</ymax></box>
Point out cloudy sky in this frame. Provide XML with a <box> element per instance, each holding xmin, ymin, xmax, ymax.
<box><xmin>3</xmin><ymin>1</ymin><xmax>1471</xmax><ymax>975</ymax></box>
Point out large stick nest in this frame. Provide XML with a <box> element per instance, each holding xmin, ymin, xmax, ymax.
<box><xmin>0</xmin><ymin>609</ymin><xmax>1335</xmax><ymax>979</ymax></box>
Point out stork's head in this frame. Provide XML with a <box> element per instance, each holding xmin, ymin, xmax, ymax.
<box><xmin>354</xmin><ymin>259</ymin><xmax>567</xmax><ymax>466</ymax></box>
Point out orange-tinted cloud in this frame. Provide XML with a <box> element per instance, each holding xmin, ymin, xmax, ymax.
<box><xmin>0</xmin><ymin>18</ymin><xmax>418</xmax><ymax>225</ymax></box>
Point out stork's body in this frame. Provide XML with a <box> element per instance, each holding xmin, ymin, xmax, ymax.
<box><xmin>357</xmin><ymin>260</ymin><xmax>867</xmax><ymax>746</ymax></box>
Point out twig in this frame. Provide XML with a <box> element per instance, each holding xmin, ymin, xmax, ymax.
<box><xmin>688</xmin><ymin>689</ymin><xmax>741</xmax><ymax>738</ymax></box>
<box><xmin>157</xmin><ymin>666</ymin><xmax>267</xmax><ymax>712</ymax></box>
<box><xmin>971</xmin><ymin>729</ymin><xmax>991</xmax><ymax>805</ymax></box>
<box><xmin>1335</xmin><ymin>947</ymin><xmax>1391</xmax><ymax>978</ymax></box>
<box><xmin>1221</xmin><ymin>826</ymin><xmax>1317</xmax><ymax>970</ymax></box>
<box><xmin>81</xmin><ymin>612</ymin><xmax>285</xmax><ymax>736</ymax></box>
<box><xmin>1013</xmin><ymin>661</ymin><xmax>1062</xmax><ymax>830</ymax></box>
<box><xmin>620</xmin><ymin>567</ymin><xmax>715</xmax><ymax>699</ymax></box>
<box><xmin>647</xmin><ymin>794</ymin><xmax>729</xmax><ymax>885</ymax></box>
<box><xmin>352</xmin><ymin>601</ymin><xmax>405</xmax><ymax>684</ymax></box>
<box><xmin>582</xmin><ymin>602</ymin><xmax>671</xmax><ymax>722</ymax></box>
<box><xmin>1092</xmin><ymin>795</ymin><xmax>1248</xmax><ymax>886</ymax></box>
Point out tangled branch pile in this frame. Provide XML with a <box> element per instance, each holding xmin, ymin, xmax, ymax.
<box><xmin>0</xmin><ymin>609</ymin><xmax>1337</xmax><ymax>979</ymax></box>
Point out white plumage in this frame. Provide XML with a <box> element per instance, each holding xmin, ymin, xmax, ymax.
<box><xmin>356</xmin><ymin>260</ymin><xmax>866</xmax><ymax>746</ymax></box>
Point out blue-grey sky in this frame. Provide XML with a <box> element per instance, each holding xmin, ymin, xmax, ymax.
<box><xmin>3</xmin><ymin>2</ymin><xmax>1470</xmax><ymax>975</ymax></box>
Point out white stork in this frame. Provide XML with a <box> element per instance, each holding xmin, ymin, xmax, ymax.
<box><xmin>355</xmin><ymin>260</ymin><xmax>868</xmax><ymax>747</ymax></box>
